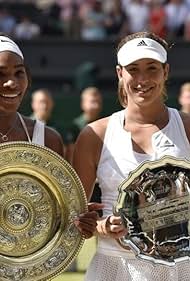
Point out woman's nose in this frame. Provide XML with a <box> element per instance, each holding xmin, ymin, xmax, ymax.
<box><xmin>3</xmin><ymin>80</ymin><xmax>17</xmax><ymax>88</ymax></box>
<box><xmin>137</xmin><ymin>73</ymin><xmax>149</xmax><ymax>83</ymax></box>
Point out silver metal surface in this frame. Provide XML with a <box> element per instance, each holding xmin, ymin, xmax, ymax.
<box><xmin>115</xmin><ymin>156</ymin><xmax>190</xmax><ymax>266</ymax></box>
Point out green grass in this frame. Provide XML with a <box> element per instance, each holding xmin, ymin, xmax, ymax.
<box><xmin>51</xmin><ymin>237</ymin><xmax>96</xmax><ymax>281</ymax></box>
<box><xmin>52</xmin><ymin>272</ymin><xmax>84</xmax><ymax>281</ymax></box>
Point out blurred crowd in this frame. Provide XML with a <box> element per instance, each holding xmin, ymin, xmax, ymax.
<box><xmin>1</xmin><ymin>0</ymin><xmax>190</xmax><ymax>41</ymax></box>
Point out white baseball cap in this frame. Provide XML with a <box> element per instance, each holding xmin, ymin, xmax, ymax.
<box><xmin>117</xmin><ymin>38</ymin><xmax>167</xmax><ymax>66</ymax></box>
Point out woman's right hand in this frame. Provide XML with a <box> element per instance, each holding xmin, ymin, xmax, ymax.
<box><xmin>74</xmin><ymin>202</ymin><xmax>104</xmax><ymax>239</ymax></box>
<box><xmin>97</xmin><ymin>215</ymin><xmax>128</xmax><ymax>239</ymax></box>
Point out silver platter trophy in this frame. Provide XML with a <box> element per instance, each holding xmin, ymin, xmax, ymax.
<box><xmin>114</xmin><ymin>156</ymin><xmax>190</xmax><ymax>266</ymax></box>
<box><xmin>0</xmin><ymin>141</ymin><xmax>87</xmax><ymax>281</ymax></box>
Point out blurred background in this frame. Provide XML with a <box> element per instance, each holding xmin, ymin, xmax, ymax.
<box><xmin>1</xmin><ymin>0</ymin><xmax>189</xmax><ymax>136</ymax></box>
<box><xmin>2</xmin><ymin>0</ymin><xmax>190</xmax><ymax>279</ymax></box>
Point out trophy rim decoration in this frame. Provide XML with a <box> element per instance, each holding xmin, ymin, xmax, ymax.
<box><xmin>114</xmin><ymin>155</ymin><xmax>190</xmax><ymax>266</ymax></box>
<box><xmin>0</xmin><ymin>141</ymin><xmax>88</xmax><ymax>281</ymax></box>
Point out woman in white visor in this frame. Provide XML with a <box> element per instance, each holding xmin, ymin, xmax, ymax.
<box><xmin>0</xmin><ymin>33</ymin><xmax>102</xmax><ymax>242</ymax></box>
<box><xmin>73</xmin><ymin>31</ymin><xmax>190</xmax><ymax>280</ymax></box>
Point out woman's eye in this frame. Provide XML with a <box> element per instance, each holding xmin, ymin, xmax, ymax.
<box><xmin>15</xmin><ymin>70</ymin><xmax>26</xmax><ymax>77</ymax></box>
<box><xmin>128</xmin><ymin>68</ymin><xmax>137</xmax><ymax>73</ymax></box>
<box><xmin>0</xmin><ymin>72</ymin><xmax>5</xmax><ymax>77</ymax></box>
<box><xmin>149</xmin><ymin>67</ymin><xmax>156</xmax><ymax>70</ymax></box>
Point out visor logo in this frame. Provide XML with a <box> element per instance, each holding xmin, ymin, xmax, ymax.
<box><xmin>137</xmin><ymin>40</ymin><xmax>147</xmax><ymax>46</ymax></box>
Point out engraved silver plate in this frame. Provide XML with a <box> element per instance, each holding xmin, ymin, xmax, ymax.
<box><xmin>0</xmin><ymin>141</ymin><xmax>87</xmax><ymax>280</ymax></box>
<box><xmin>114</xmin><ymin>156</ymin><xmax>190</xmax><ymax>266</ymax></box>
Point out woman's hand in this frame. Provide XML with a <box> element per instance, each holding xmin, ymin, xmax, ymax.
<box><xmin>74</xmin><ymin>202</ymin><xmax>104</xmax><ymax>239</ymax></box>
<box><xmin>97</xmin><ymin>215</ymin><xmax>128</xmax><ymax>239</ymax></box>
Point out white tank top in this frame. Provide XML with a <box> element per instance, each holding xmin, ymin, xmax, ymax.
<box><xmin>18</xmin><ymin>113</ymin><xmax>45</xmax><ymax>146</ymax></box>
<box><xmin>96</xmin><ymin>107</ymin><xmax>190</xmax><ymax>257</ymax></box>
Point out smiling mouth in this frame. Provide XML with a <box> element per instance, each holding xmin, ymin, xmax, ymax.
<box><xmin>0</xmin><ymin>93</ymin><xmax>21</xmax><ymax>98</ymax></box>
<box><xmin>135</xmin><ymin>87</ymin><xmax>153</xmax><ymax>94</ymax></box>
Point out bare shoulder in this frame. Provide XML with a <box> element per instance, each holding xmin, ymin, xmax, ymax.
<box><xmin>73</xmin><ymin>116</ymin><xmax>110</xmax><ymax>197</ymax></box>
<box><xmin>74</xmin><ymin>116</ymin><xmax>110</xmax><ymax>167</ymax></box>
<box><xmin>79</xmin><ymin>116</ymin><xmax>109</xmax><ymax>142</ymax></box>
<box><xmin>21</xmin><ymin>115</ymin><xmax>64</xmax><ymax>157</ymax></box>
<box><xmin>179</xmin><ymin>111</ymin><xmax>190</xmax><ymax>141</ymax></box>
<box><xmin>45</xmin><ymin>126</ymin><xmax>64</xmax><ymax>157</ymax></box>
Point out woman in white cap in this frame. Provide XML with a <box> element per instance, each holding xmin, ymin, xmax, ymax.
<box><xmin>73</xmin><ymin>31</ymin><xmax>190</xmax><ymax>280</ymax></box>
<box><xmin>0</xmin><ymin>33</ymin><xmax>102</xmax><ymax>239</ymax></box>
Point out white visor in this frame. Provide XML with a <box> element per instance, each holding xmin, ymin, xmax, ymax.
<box><xmin>0</xmin><ymin>36</ymin><xmax>24</xmax><ymax>59</ymax></box>
<box><xmin>117</xmin><ymin>38</ymin><xmax>167</xmax><ymax>66</ymax></box>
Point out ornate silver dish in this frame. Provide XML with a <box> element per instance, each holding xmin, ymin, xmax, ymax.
<box><xmin>115</xmin><ymin>156</ymin><xmax>190</xmax><ymax>266</ymax></box>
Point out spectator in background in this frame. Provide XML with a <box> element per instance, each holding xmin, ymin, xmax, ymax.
<box><xmin>105</xmin><ymin>0</ymin><xmax>129</xmax><ymax>39</ymax></box>
<box><xmin>80</xmin><ymin>0</ymin><xmax>106</xmax><ymax>40</ymax></box>
<box><xmin>65</xmin><ymin>86</ymin><xmax>103</xmax><ymax>217</ymax></box>
<box><xmin>14</xmin><ymin>15</ymin><xmax>41</xmax><ymax>40</ymax></box>
<box><xmin>35</xmin><ymin>0</ymin><xmax>55</xmax><ymax>11</ymax></box>
<box><xmin>149</xmin><ymin>0</ymin><xmax>167</xmax><ymax>39</ymax></box>
<box><xmin>56</xmin><ymin>0</ymin><xmax>82</xmax><ymax>39</ymax></box>
<box><xmin>178</xmin><ymin>82</ymin><xmax>190</xmax><ymax>113</ymax></box>
<box><xmin>124</xmin><ymin>0</ymin><xmax>149</xmax><ymax>33</ymax></box>
<box><xmin>0</xmin><ymin>7</ymin><xmax>16</xmax><ymax>36</ymax></box>
<box><xmin>41</xmin><ymin>3</ymin><xmax>64</xmax><ymax>36</ymax></box>
<box><xmin>165</xmin><ymin>0</ymin><xmax>188</xmax><ymax>39</ymax></box>
<box><xmin>65</xmin><ymin>86</ymin><xmax>103</xmax><ymax>164</ymax></box>
<box><xmin>30</xmin><ymin>88</ymin><xmax>54</xmax><ymax>124</ymax></box>
<box><xmin>30</xmin><ymin>88</ymin><xmax>68</xmax><ymax>154</ymax></box>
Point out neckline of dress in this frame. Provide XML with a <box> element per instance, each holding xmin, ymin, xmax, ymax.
<box><xmin>119</xmin><ymin>108</ymin><xmax>171</xmax><ymax>156</ymax></box>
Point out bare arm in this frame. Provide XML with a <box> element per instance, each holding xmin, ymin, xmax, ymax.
<box><xmin>45</xmin><ymin>126</ymin><xmax>65</xmax><ymax>157</ymax></box>
<box><xmin>180</xmin><ymin>112</ymin><xmax>190</xmax><ymax>144</ymax></box>
<box><xmin>73</xmin><ymin>118</ymin><xmax>128</xmax><ymax>238</ymax></box>
<box><xmin>73</xmin><ymin>118</ymin><xmax>107</xmax><ymax>200</ymax></box>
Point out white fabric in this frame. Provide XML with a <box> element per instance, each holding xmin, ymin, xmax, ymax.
<box><xmin>85</xmin><ymin>107</ymin><xmax>190</xmax><ymax>281</ymax></box>
<box><xmin>18</xmin><ymin>113</ymin><xmax>45</xmax><ymax>145</ymax></box>
<box><xmin>117</xmin><ymin>38</ymin><xmax>167</xmax><ymax>66</ymax></box>
<box><xmin>32</xmin><ymin>119</ymin><xmax>45</xmax><ymax>145</ymax></box>
<box><xmin>85</xmin><ymin>253</ymin><xmax>190</xmax><ymax>281</ymax></box>
<box><xmin>0</xmin><ymin>36</ymin><xmax>24</xmax><ymax>59</ymax></box>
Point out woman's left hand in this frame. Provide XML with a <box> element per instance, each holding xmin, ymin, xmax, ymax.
<box><xmin>74</xmin><ymin>202</ymin><xmax>104</xmax><ymax>239</ymax></box>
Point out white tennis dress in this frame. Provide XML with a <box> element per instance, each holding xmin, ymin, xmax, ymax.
<box><xmin>84</xmin><ymin>107</ymin><xmax>190</xmax><ymax>281</ymax></box>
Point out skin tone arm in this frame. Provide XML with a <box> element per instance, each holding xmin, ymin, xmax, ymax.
<box><xmin>44</xmin><ymin>125</ymin><xmax>101</xmax><ymax>238</ymax></box>
<box><xmin>45</xmin><ymin>126</ymin><xmax>65</xmax><ymax>157</ymax></box>
<box><xmin>180</xmin><ymin>112</ymin><xmax>190</xmax><ymax>144</ymax></box>
<box><xmin>73</xmin><ymin>118</ymin><xmax>127</xmax><ymax>238</ymax></box>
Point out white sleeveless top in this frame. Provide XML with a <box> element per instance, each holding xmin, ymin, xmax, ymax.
<box><xmin>96</xmin><ymin>107</ymin><xmax>190</xmax><ymax>257</ymax></box>
<box><xmin>18</xmin><ymin>113</ymin><xmax>45</xmax><ymax>146</ymax></box>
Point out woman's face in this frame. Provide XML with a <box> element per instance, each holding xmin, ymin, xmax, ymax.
<box><xmin>0</xmin><ymin>51</ymin><xmax>28</xmax><ymax>114</ymax></box>
<box><xmin>116</xmin><ymin>58</ymin><xmax>169</xmax><ymax>107</ymax></box>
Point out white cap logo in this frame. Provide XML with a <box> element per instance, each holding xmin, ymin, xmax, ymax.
<box><xmin>117</xmin><ymin>38</ymin><xmax>167</xmax><ymax>66</ymax></box>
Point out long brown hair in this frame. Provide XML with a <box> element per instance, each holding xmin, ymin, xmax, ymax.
<box><xmin>116</xmin><ymin>31</ymin><xmax>170</xmax><ymax>108</ymax></box>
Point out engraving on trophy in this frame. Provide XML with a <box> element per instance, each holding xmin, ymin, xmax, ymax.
<box><xmin>115</xmin><ymin>157</ymin><xmax>190</xmax><ymax>265</ymax></box>
<box><xmin>0</xmin><ymin>176</ymin><xmax>57</xmax><ymax>256</ymax></box>
<box><xmin>0</xmin><ymin>229</ymin><xmax>16</xmax><ymax>249</ymax></box>
<box><xmin>16</xmin><ymin>150</ymin><xmax>42</xmax><ymax>165</ymax></box>
<box><xmin>7</xmin><ymin>203</ymin><xmax>29</xmax><ymax>226</ymax></box>
<box><xmin>45</xmin><ymin>247</ymin><xmax>67</xmax><ymax>269</ymax></box>
<box><xmin>0</xmin><ymin>142</ymin><xmax>87</xmax><ymax>280</ymax></box>
<box><xmin>0</xmin><ymin>266</ymin><xmax>26</xmax><ymax>281</ymax></box>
